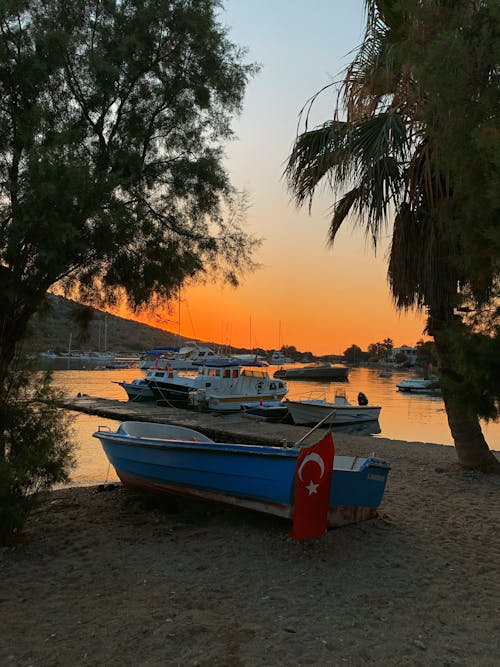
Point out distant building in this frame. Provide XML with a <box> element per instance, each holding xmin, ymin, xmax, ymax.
<box><xmin>389</xmin><ymin>345</ymin><xmax>418</xmax><ymax>365</ymax></box>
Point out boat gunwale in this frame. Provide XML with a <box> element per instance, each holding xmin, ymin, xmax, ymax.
<box><xmin>93</xmin><ymin>431</ymin><xmax>391</xmax><ymax>470</ymax></box>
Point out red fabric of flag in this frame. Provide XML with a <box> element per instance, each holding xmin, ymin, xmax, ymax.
<box><xmin>291</xmin><ymin>432</ymin><xmax>335</xmax><ymax>540</ymax></box>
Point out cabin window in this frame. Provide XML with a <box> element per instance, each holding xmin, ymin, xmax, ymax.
<box><xmin>199</xmin><ymin>351</ymin><xmax>206</xmax><ymax>357</ymax></box>
<box><xmin>154</xmin><ymin>372</ymin><xmax>164</xmax><ymax>378</ymax></box>
<box><xmin>270</xmin><ymin>382</ymin><xmax>276</xmax><ymax>390</ymax></box>
<box><xmin>223</xmin><ymin>369</ymin><xmax>231</xmax><ymax>378</ymax></box>
<box><xmin>232</xmin><ymin>370</ymin><xmax>239</xmax><ymax>378</ymax></box>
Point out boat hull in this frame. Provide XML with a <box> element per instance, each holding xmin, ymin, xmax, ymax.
<box><xmin>206</xmin><ymin>392</ymin><xmax>287</xmax><ymax>412</ymax></box>
<box><xmin>115</xmin><ymin>381</ymin><xmax>156</xmax><ymax>402</ymax></box>
<box><xmin>274</xmin><ymin>365</ymin><xmax>349</xmax><ymax>381</ymax></box>
<box><xmin>93</xmin><ymin>422</ymin><xmax>390</xmax><ymax>529</ymax></box>
<box><xmin>286</xmin><ymin>400</ymin><xmax>381</xmax><ymax>426</ymax></box>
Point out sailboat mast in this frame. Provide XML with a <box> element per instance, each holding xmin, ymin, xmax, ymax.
<box><xmin>178</xmin><ymin>286</ymin><xmax>181</xmax><ymax>341</ymax></box>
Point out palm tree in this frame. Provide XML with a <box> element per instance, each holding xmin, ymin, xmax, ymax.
<box><xmin>285</xmin><ymin>0</ymin><xmax>499</xmax><ymax>472</ymax></box>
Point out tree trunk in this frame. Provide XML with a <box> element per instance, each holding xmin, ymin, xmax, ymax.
<box><xmin>440</xmin><ymin>392</ymin><xmax>500</xmax><ymax>472</ymax></box>
<box><xmin>0</xmin><ymin>291</ymin><xmax>38</xmax><ymax>461</ymax></box>
<box><xmin>432</xmin><ymin>322</ymin><xmax>500</xmax><ymax>473</ymax></box>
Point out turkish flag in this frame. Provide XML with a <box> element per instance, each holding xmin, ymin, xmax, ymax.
<box><xmin>291</xmin><ymin>432</ymin><xmax>335</xmax><ymax>540</ymax></box>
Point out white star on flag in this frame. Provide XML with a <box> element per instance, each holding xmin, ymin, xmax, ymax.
<box><xmin>306</xmin><ymin>480</ymin><xmax>319</xmax><ymax>495</ymax></box>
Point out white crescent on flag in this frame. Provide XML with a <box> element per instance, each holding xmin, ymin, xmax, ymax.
<box><xmin>298</xmin><ymin>452</ymin><xmax>325</xmax><ymax>482</ymax></box>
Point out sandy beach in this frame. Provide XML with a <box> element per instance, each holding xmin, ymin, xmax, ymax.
<box><xmin>1</xmin><ymin>431</ymin><xmax>499</xmax><ymax>666</ymax></box>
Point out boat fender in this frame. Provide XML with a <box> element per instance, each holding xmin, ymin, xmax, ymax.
<box><xmin>358</xmin><ymin>392</ymin><xmax>368</xmax><ymax>406</ymax></box>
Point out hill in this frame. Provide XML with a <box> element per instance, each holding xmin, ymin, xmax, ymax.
<box><xmin>27</xmin><ymin>295</ymin><xmax>193</xmax><ymax>355</ymax></box>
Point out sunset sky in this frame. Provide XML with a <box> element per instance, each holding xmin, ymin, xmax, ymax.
<box><xmin>124</xmin><ymin>0</ymin><xmax>428</xmax><ymax>356</ymax></box>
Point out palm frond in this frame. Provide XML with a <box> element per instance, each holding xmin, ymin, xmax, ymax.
<box><xmin>328</xmin><ymin>187</ymin><xmax>362</xmax><ymax>244</ymax></box>
<box><xmin>284</xmin><ymin>120</ymin><xmax>350</xmax><ymax>208</ymax></box>
<box><xmin>389</xmin><ymin>200</ymin><xmax>460</xmax><ymax>312</ymax></box>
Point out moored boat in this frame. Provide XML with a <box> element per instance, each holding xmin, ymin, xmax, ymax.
<box><xmin>190</xmin><ymin>361</ymin><xmax>288</xmax><ymax>412</ymax></box>
<box><xmin>138</xmin><ymin>347</ymin><xmax>180</xmax><ymax>369</ymax></box>
<box><xmin>274</xmin><ymin>364</ymin><xmax>349</xmax><ymax>381</ymax></box>
<box><xmin>145</xmin><ymin>359</ymin><xmax>288</xmax><ymax>411</ymax></box>
<box><xmin>93</xmin><ymin>421</ymin><xmax>391</xmax><ymax>529</ymax></box>
<box><xmin>396</xmin><ymin>376</ymin><xmax>441</xmax><ymax>394</ymax></box>
<box><xmin>114</xmin><ymin>378</ymin><xmax>156</xmax><ymax>402</ymax></box>
<box><xmin>239</xmin><ymin>401</ymin><xmax>290</xmax><ymax>422</ymax></box>
<box><xmin>286</xmin><ymin>391</ymin><xmax>381</xmax><ymax>426</ymax></box>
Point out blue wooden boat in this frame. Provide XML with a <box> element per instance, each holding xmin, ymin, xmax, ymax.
<box><xmin>93</xmin><ymin>421</ymin><xmax>391</xmax><ymax>528</ymax></box>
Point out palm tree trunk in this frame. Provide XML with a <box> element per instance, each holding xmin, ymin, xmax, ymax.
<box><xmin>433</xmin><ymin>324</ymin><xmax>500</xmax><ymax>473</ymax></box>
<box><xmin>441</xmin><ymin>392</ymin><xmax>500</xmax><ymax>471</ymax></box>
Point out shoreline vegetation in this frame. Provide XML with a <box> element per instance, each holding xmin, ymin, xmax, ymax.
<box><xmin>2</xmin><ymin>432</ymin><xmax>499</xmax><ymax>665</ymax></box>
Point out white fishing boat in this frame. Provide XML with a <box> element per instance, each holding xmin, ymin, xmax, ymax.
<box><xmin>286</xmin><ymin>390</ymin><xmax>381</xmax><ymax>426</ymax></box>
<box><xmin>143</xmin><ymin>359</ymin><xmax>288</xmax><ymax>411</ymax></box>
<box><xmin>189</xmin><ymin>361</ymin><xmax>289</xmax><ymax>412</ymax></box>
<box><xmin>396</xmin><ymin>376</ymin><xmax>440</xmax><ymax>394</ymax></box>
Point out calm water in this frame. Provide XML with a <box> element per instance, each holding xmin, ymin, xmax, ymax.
<box><xmin>49</xmin><ymin>365</ymin><xmax>500</xmax><ymax>485</ymax></box>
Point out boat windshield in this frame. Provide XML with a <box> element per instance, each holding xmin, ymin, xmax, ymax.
<box><xmin>241</xmin><ymin>370</ymin><xmax>267</xmax><ymax>378</ymax></box>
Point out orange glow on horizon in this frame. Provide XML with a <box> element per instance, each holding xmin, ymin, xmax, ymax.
<box><xmin>113</xmin><ymin>231</ymin><xmax>430</xmax><ymax>356</ymax></box>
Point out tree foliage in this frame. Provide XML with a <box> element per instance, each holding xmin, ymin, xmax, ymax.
<box><xmin>0</xmin><ymin>0</ymin><xmax>259</xmax><ymax>540</ymax></box>
<box><xmin>0</xmin><ymin>368</ymin><xmax>75</xmax><ymax>544</ymax></box>
<box><xmin>343</xmin><ymin>344</ymin><xmax>368</xmax><ymax>365</ymax></box>
<box><xmin>367</xmin><ymin>338</ymin><xmax>393</xmax><ymax>361</ymax></box>
<box><xmin>0</xmin><ymin>0</ymin><xmax>259</xmax><ymax>365</ymax></box>
<box><xmin>286</xmin><ymin>0</ymin><xmax>499</xmax><ymax>470</ymax></box>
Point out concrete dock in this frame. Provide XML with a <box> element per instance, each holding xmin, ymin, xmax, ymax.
<box><xmin>60</xmin><ymin>395</ymin><xmax>315</xmax><ymax>445</ymax></box>
<box><xmin>59</xmin><ymin>395</ymin><xmax>377</xmax><ymax>452</ymax></box>
<box><xmin>60</xmin><ymin>395</ymin><xmax>391</xmax><ymax>456</ymax></box>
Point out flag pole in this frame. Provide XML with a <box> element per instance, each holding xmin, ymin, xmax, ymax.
<box><xmin>293</xmin><ymin>410</ymin><xmax>336</xmax><ymax>448</ymax></box>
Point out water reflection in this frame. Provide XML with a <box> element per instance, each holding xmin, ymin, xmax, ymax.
<box><xmin>330</xmin><ymin>420</ymin><xmax>381</xmax><ymax>437</ymax></box>
<box><xmin>66</xmin><ymin>412</ymin><xmax>120</xmax><ymax>486</ymax></box>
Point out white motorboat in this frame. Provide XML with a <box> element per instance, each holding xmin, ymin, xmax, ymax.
<box><xmin>168</xmin><ymin>343</ymin><xmax>227</xmax><ymax>370</ymax></box>
<box><xmin>139</xmin><ymin>342</ymin><xmax>230</xmax><ymax>371</ymax></box>
<box><xmin>270</xmin><ymin>351</ymin><xmax>294</xmax><ymax>364</ymax></box>
<box><xmin>286</xmin><ymin>390</ymin><xmax>381</xmax><ymax>426</ymax></box>
<box><xmin>138</xmin><ymin>347</ymin><xmax>180</xmax><ymax>369</ymax></box>
<box><xmin>396</xmin><ymin>376</ymin><xmax>440</xmax><ymax>394</ymax></box>
<box><xmin>114</xmin><ymin>378</ymin><xmax>156</xmax><ymax>402</ymax></box>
